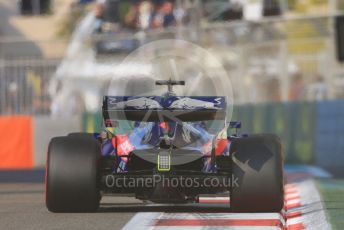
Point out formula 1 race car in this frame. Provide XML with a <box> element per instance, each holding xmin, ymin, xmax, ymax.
<box><xmin>46</xmin><ymin>80</ymin><xmax>284</xmax><ymax>213</ymax></box>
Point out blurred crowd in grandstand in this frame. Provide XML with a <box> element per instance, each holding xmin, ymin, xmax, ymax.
<box><xmin>90</xmin><ymin>0</ymin><xmax>283</xmax><ymax>33</ymax></box>
<box><xmin>0</xmin><ymin>0</ymin><xmax>343</xmax><ymax>115</ymax></box>
<box><xmin>94</xmin><ymin>0</ymin><xmax>177</xmax><ymax>32</ymax></box>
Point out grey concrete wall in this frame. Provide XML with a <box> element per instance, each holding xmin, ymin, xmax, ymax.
<box><xmin>33</xmin><ymin>116</ymin><xmax>81</xmax><ymax>167</ymax></box>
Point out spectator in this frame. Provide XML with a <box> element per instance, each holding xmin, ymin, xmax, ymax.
<box><xmin>138</xmin><ymin>0</ymin><xmax>154</xmax><ymax>29</ymax></box>
<box><xmin>125</xmin><ymin>0</ymin><xmax>154</xmax><ymax>30</ymax></box>
<box><xmin>289</xmin><ymin>73</ymin><xmax>305</xmax><ymax>101</ymax></box>
<box><xmin>95</xmin><ymin>0</ymin><xmax>126</xmax><ymax>32</ymax></box>
<box><xmin>307</xmin><ymin>75</ymin><xmax>328</xmax><ymax>101</ymax></box>
<box><xmin>95</xmin><ymin>0</ymin><xmax>104</xmax><ymax>18</ymax></box>
<box><xmin>161</xmin><ymin>1</ymin><xmax>175</xmax><ymax>27</ymax></box>
<box><xmin>6</xmin><ymin>81</ymin><xmax>19</xmax><ymax>114</ymax></box>
<box><xmin>267</xmin><ymin>77</ymin><xmax>281</xmax><ymax>102</ymax></box>
<box><xmin>94</xmin><ymin>0</ymin><xmax>105</xmax><ymax>32</ymax></box>
<box><xmin>151</xmin><ymin>1</ymin><xmax>175</xmax><ymax>29</ymax></box>
<box><xmin>124</xmin><ymin>2</ymin><xmax>137</xmax><ymax>29</ymax></box>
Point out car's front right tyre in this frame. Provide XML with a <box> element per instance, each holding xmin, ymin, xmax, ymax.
<box><xmin>46</xmin><ymin>136</ymin><xmax>101</xmax><ymax>212</ymax></box>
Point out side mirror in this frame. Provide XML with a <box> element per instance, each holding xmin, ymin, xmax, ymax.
<box><xmin>93</xmin><ymin>132</ymin><xmax>101</xmax><ymax>139</ymax></box>
<box><xmin>228</xmin><ymin>121</ymin><xmax>242</xmax><ymax>136</ymax></box>
<box><xmin>229</xmin><ymin>121</ymin><xmax>241</xmax><ymax>129</ymax></box>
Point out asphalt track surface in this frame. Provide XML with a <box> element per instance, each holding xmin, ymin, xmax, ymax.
<box><xmin>0</xmin><ymin>183</ymin><xmax>141</xmax><ymax>230</ymax></box>
<box><xmin>0</xmin><ymin>170</ymin><xmax>331</xmax><ymax>230</ymax></box>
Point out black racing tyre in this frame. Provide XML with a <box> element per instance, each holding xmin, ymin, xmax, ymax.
<box><xmin>230</xmin><ymin>134</ymin><xmax>284</xmax><ymax>212</ymax></box>
<box><xmin>67</xmin><ymin>132</ymin><xmax>94</xmax><ymax>139</ymax></box>
<box><xmin>46</xmin><ymin>136</ymin><xmax>101</xmax><ymax>212</ymax></box>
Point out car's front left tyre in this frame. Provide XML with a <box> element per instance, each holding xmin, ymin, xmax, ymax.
<box><xmin>46</xmin><ymin>136</ymin><xmax>101</xmax><ymax>212</ymax></box>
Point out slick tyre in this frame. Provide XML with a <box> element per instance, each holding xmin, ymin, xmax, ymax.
<box><xmin>46</xmin><ymin>136</ymin><xmax>100</xmax><ymax>212</ymax></box>
<box><xmin>230</xmin><ymin>134</ymin><xmax>284</xmax><ymax>212</ymax></box>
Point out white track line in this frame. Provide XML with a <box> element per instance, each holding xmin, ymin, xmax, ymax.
<box><xmin>122</xmin><ymin>176</ymin><xmax>330</xmax><ymax>230</ymax></box>
<box><xmin>158</xmin><ymin>212</ymin><xmax>285</xmax><ymax>220</ymax></box>
<box><xmin>151</xmin><ymin>226</ymin><xmax>282</xmax><ymax>230</ymax></box>
<box><xmin>148</xmin><ymin>227</ymin><xmax>282</xmax><ymax>230</ymax></box>
<box><xmin>122</xmin><ymin>212</ymin><xmax>162</xmax><ymax>230</ymax></box>
<box><xmin>289</xmin><ymin>180</ymin><xmax>331</xmax><ymax>230</ymax></box>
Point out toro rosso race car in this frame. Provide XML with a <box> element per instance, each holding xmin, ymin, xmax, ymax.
<box><xmin>46</xmin><ymin>80</ymin><xmax>284</xmax><ymax>213</ymax></box>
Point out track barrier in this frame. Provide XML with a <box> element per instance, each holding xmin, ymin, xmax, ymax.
<box><xmin>0</xmin><ymin>116</ymin><xmax>33</xmax><ymax>169</ymax></box>
<box><xmin>82</xmin><ymin>100</ymin><xmax>344</xmax><ymax>175</ymax></box>
<box><xmin>0</xmin><ymin>116</ymin><xmax>80</xmax><ymax>169</ymax></box>
<box><xmin>0</xmin><ymin>100</ymin><xmax>342</xmax><ymax>172</ymax></box>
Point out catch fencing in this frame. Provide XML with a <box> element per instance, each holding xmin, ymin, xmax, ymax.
<box><xmin>0</xmin><ymin>57</ymin><xmax>60</xmax><ymax>115</ymax></box>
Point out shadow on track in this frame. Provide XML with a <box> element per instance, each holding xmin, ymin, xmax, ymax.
<box><xmin>98</xmin><ymin>203</ymin><xmax>231</xmax><ymax>213</ymax></box>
